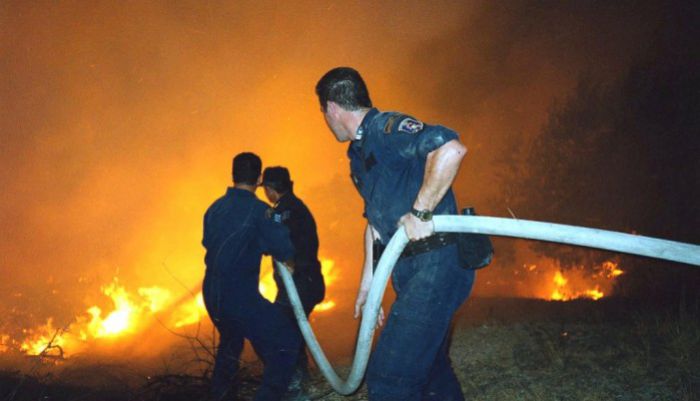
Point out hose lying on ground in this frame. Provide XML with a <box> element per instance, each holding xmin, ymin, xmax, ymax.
<box><xmin>275</xmin><ymin>215</ymin><xmax>700</xmax><ymax>395</ymax></box>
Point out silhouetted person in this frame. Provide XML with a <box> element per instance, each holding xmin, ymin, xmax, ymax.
<box><xmin>202</xmin><ymin>152</ymin><xmax>301</xmax><ymax>401</ymax></box>
<box><xmin>262</xmin><ymin>166</ymin><xmax>325</xmax><ymax>392</ymax></box>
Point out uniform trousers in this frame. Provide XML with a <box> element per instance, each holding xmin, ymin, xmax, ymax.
<box><xmin>366</xmin><ymin>244</ymin><xmax>475</xmax><ymax>401</ymax></box>
<box><xmin>204</xmin><ymin>276</ymin><xmax>301</xmax><ymax>401</ymax></box>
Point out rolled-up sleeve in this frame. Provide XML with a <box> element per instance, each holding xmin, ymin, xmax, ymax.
<box><xmin>391</xmin><ymin>122</ymin><xmax>459</xmax><ymax>160</ymax></box>
<box><xmin>414</xmin><ymin>125</ymin><xmax>459</xmax><ymax>158</ymax></box>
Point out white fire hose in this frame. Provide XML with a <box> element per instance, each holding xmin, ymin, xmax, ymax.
<box><xmin>275</xmin><ymin>215</ymin><xmax>700</xmax><ymax>395</ymax></box>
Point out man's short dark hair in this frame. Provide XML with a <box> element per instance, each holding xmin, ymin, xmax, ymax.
<box><xmin>262</xmin><ymin>166</ymin><xmax>292</xmax><ymax>194</ymax></box>
<box><xmin>315</xmin><ymin>67</ymin><xmax>372</xmax><ymax>112</ymax></box>
<box><xmin>232</xmin><ymin>152</ymin><xmax>262</xmax><ymax>185</ymax></box>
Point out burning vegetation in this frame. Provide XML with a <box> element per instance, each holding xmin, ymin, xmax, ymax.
<box><xmin>2</xmin><ymin>258</ymin><xmax>339</xmax><ymax>360</ymax></box>
<box><xmin>2</xmin><ymin>252</ymin><xmax>623</xmax><ymax>361</ymax></box>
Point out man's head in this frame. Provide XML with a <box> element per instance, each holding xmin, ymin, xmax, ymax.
<box><xmin>232</xmin><ymin>152</ymin><xmax>262</xmax><ymax>187</ymax></box>
<box><xmin>316</xmin><ymin>67</ymin><xmax>372</xmax><ymax>142</ymax></box>
<box><xmin>316</xmin><ymin>67</ymin><xmax>372</xmax><ymax>112</ymax></box>
<box><xmin>262</xmin><ymin>166</ymin><xmax>292</xmax><ymax>204</ymax></box>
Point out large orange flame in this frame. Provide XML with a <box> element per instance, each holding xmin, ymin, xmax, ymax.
<box><xmin>5</xmin><ymin>257</ymin><xmax>341</xmax><ymax>358</ymax></box>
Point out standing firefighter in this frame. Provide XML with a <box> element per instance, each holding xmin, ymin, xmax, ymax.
<box><xmin>262</xmin><ymin>166</ymin><xmax>326</xmax><ymax>392</ymax></box>
<box><xmin>315</xmin><ymin>67</ymin><xmax>474</xmax><ymax>401</ymax></box>
<box><xmin>202</xmin><ymin>152</ymin><xmax>301</xmax><ymax>401</ymax></box>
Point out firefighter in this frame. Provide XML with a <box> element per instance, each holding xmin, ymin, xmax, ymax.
<box><xmin>315</xmin><ymin>67</ymin><xmax>475</xmax><ymax>401</ymax></box>
<box><xmin>202</xmin><ymin>152</ymin><xmax>301</xmax><ymax>401</ymax></box>
<box><xmin>262</xmin><ymin>166</ymin><xmax>326</xmax><ymax>391</ymax></box>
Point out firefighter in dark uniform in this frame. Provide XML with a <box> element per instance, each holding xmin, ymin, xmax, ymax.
<box><xmin>315</xmin><ymin>68</ymin><xmax>475</xmax><ymax>401</ymax></box>
<box><xmin>202</xmin><ymin>152</ymin><xmax>302</xmax><ymax>401</ymax></box>
<box><xmin>262</xmin><ymin>166</ymin><xmax>325</xmax><ymax>390</ymax></box>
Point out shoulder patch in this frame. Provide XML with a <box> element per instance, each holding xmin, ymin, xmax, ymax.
<box><xmin>397</xmin><ymin>117</ymin><xmax>424</xmax><ymax>134</ymax></box>
<box><xmin>383</xmin><ymin>114</ymin><xmax>401</xmax><ymax>134</ymax></box>
<box><xmin>278</xmin><ymin>210</ymin><xmax>291</xmax><ymax>223</ymax></box>
<box><xmin>266</xmin><ymin>207</ymin><xmax>289</xmax><ymax>223</ymax></box>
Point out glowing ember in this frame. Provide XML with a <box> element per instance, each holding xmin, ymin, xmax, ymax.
<box><xmin>0</xmin><ymin>335</ymin><xmax>10</xmax><ymax>352</ymax></box>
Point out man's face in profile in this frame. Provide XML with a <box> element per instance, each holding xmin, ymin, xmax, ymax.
<box><xmin>322</xmin><ymin>102</ymin><xmax>350</xmax><ymax>142</ymax></box>
<box><xmin>263</xmin><ymin>185</ymin><xmax>278</xmax><ymax>204</ymax></box>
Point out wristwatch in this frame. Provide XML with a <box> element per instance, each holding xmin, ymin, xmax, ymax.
<box><xmin>410</xmin><ymin>207</ymin><xmax>433</xmax><ymax>222</ymax></box>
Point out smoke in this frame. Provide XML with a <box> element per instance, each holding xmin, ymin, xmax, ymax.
<box><xmin>1</xmin><ymin>0</ymin><xmax>696</xmax><ymax>339</ymax></box>
<box><xmin>0</xmin><ymin>0</ymin><xmax>475</xmax><ymax>329</ymax></box>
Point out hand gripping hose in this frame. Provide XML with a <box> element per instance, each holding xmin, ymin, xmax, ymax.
<box><xmin>275</xmin><ymin>215</ymin><xmax>700</xmax><ymax>395</ymax></box>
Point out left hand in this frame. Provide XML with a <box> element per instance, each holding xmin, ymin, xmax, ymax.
<box><xmin>398</xmin><ymin>213</ymin><xmax>434</xmax><ymax>241</ymax></box>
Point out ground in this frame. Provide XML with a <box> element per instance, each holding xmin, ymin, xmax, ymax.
<box><xmin>1</xmin><ymin>297</ymin><xmax>698</xmax><ymax>401</ymax></box>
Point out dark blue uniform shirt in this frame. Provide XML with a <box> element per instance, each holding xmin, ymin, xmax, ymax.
<box><xmin>271</xmin><ymin>192</ymin><xmax>325</xmax><ymax>308</ymax></box>
<box><xmin>348</xmin><ymin>108</ymin><xmax>460</xmax><ymax>243</ymax></box>
<box><xmin>202</xmin><ymin>187</ymin><xmax>294</xmax><ymax>306</ymax></box>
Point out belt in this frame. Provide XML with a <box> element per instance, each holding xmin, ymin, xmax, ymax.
<box><xmin>402</xmin><ymin>233</ymin><xmax>457</xmax><ymax>258</ymax></box>
<box><xmin>373</xmin><ymin>233</ymin><xmax>457</xmax><ymax>265</ymax></box>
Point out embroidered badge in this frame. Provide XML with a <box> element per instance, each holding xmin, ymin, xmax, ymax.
<box><xmin>384</xmin><ymin>114</ymin><xmax>400</xmax><ymax>134</ymax></box>
<box><xmin>279</xmin><ymin>210</ymin><xmax>291</xmax><ymax>222</ymax></box>
<box><xmin>397</xmin><ymin>118</ymin><xmax>424</xmax><ymax>134</ymax></box>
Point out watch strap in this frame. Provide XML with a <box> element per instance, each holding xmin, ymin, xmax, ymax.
<box><xmin>410</xmin><ymin>207</ymin><xmax>433</xmax><ymax>221</ymax></box>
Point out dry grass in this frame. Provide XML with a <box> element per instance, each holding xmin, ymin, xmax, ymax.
<box><xmin>310</xmin><ymin>298</ymin><xmax>700</xmax><ymax>401</ymax></box>
<box><xmin>2</xmin><ymin>298</ymin><xmax>698</xmax><ymax>401</ymax></box>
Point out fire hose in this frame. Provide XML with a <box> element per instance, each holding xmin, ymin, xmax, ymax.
<box><xmin>275</xmin><ymin>215</ymin><xmax>700</xmax><ymax>395</ymax></box>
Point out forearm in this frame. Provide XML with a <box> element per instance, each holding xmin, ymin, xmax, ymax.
<box><xmin>359</xmin><ymin>223</ymin><xmax>375</xmax><ymax>291</ymax></box>
<box><xmin>413</xmin><ymin>139</ymin><xmax>467</xmax><ymax>211</ymax></box>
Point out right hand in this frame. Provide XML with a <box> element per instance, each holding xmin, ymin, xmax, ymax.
<box><xmin>354</xmin><ymin>288</ymin><xmax>384</xmax><ymax>327</ymax></box>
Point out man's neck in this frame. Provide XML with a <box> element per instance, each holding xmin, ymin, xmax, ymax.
<box><xmin>346</xmin><ymin>108</ymin><xmax>371</xmax><ymax>140</ymax></box>
<box><xmin>233</xmin><ymin>183</ymin><xmax>257</xmax><ymax>193</ymax></box>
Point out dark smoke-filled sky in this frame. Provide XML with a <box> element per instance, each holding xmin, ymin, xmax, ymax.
<box><xmin>1</xmin><ymin>0</ymin><xmax>697</xmax><ymax>324</ymax></box>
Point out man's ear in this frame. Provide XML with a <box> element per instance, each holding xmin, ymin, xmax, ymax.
<box><xmin>256</xmin><ymin>175</ymin><xmax>262</xmax><ymax>186</ymax></box>
<box><xmin>327</xmin><ymin>101</ymin><xmax>340</xmax><ymax>116</ymax></box>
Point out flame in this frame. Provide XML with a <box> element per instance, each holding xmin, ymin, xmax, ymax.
<box><xmin>547</xmin><ymin>261</ymin><xmax>623</xmax><ymax>301</ymax></box>
<box><xmin>16</xmin><ymin>278</ymin><xmax>176</xmax><ymax>356</ymax></box>
<box><xmin>20</xmin><ymin>319</ymin><xmax>67</xmax><ymax>356</ymax></box>
<box><xmin>173</xmin><ymin>292</ymin><xmax>207</xmax><ymax>328</ymax></box>
<box><xmin>315</xmin><ymin>258</ymin><xmax>338</xmax><ymax>313</ymax></box>
<box><xmin>11</xmin><ymin>256</ymin><xmax>343</xmax><ymax>357</ymax></box>
<box><xmin>257</xmin><ymin>257</ymin><xmax>338</xmax><ymax>313</ymax></box>
<box><xmin>602</xmin><ymin>260</ymin><xmax>624</xmax><ymax>278</ymax></box>
<box><xmin>314</xmin><ymin>300</ymin><xmax>337</xmax><ymax>312</ymax></box>
<box><xmin>139</xmin><ymin>286</ymin><xmax>172</xmax><ymax>313</ymax></box>
<box><xmin>259</xmin><ymin>256</ymin><xmax>278</xmax><ymax>302</ymax></box>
